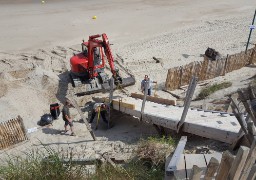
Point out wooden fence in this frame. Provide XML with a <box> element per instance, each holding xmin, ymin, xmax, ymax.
<box><xmin>0</xmin><ymin>116</ymin><xmax>28</xmax><ymax>150</ymax></box>
<box><xmin>166</xmin><ymin>86</ymin><xmax>256</xmax><ymax>179</ymax></box>
<box><xmin>165</xmin><ymin>46</ymin><xmax>256</xmax><ymax>91</ymax></box>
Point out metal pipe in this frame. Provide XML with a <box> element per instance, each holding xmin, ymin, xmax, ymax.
<box><xmin>245</xmin><ymin>9</ymin><xmax>256</xmax><ymax>53</ymax></box>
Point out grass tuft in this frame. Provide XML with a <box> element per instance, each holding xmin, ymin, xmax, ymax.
<box><xmin>196</xmin><ymin>82</ymin><xmax>232</xmax><ymax>100</ymax></box>
<box><xmin>0</xmin><ymin>137</ymin><xmax>176</xmax><ymax>180</ymax></box>
<box><xmin>0</xmin><ymin>147</ymin><xmax>88</xmax><ymax>180</ymax></box>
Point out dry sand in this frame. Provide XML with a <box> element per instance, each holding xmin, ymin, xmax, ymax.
<box><xmin>1</xmin><ymin>0</ymin><xmax>256</xmax><ymax>159</ymax></box>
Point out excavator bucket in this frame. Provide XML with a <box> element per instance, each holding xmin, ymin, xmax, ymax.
<box><xmin>70</xmin><ymin>73</ymin><xmax>135</xmax><ymax>96</ymax></box>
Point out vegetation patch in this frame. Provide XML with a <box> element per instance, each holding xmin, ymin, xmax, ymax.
<box><xmin>0</xmin><ymin>148</ymin><xmax>88</xmax><ymax>180</ymax></box>
<box><xmin>196</xmin><ymin>82</ymin><xmax>232</xmax><ymax>100</ymax></box>
<box><xmin>0</xmin><ymin>136</ymin><xmax>176</xmax><ymax>180</ymax></box>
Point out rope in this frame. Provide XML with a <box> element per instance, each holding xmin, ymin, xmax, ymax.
<box><xmin>95</xmin><ymin>106</ymin><xmax>101</xmax><ymax>130</ymax></box>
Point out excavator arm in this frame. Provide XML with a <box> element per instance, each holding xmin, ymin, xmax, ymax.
<box><xmin>101</xmin><ymin>33</ymin><xmax>122</xmax><ymax>85</ymax></box>
<box><xmin>87</xmin><ymin>33</ymin><xmax>122</xmax><ymax>85</ymax></box>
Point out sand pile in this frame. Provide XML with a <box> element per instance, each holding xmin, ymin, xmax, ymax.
<box><xmin>0</xmin><ymin>47</ymin><xmax>77</xmax><ymax>128</ymax></box>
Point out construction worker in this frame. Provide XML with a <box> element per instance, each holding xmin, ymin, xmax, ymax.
<box><xmin>141</xmin><ymin>75</ymin><xmax>157</xmax><ymax>96</ymax></box>
<box><xmin>89</xmin><ymin>102</ymin><xmax>108</xmax><ymax>124</ymax></box>
<box><xmin>62</xmin><ymin>100</ymin><xmax>75</xmax><ymax>136</ymax></box>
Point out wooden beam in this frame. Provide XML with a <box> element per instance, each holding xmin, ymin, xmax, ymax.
<box><xmin>108</xmin><ymin>78</ymin><xmax>114</xmax><ymax>129</ymax></box>
<box><xmin>248</xmin><ymin>164</ymin><xmax>256</xmax><ymax>180</ymax></box>
<box><xmin>177</xmin><ymin>76</ymin><xmax>198</xmax><ymax>133</ymax></box>
<box><xmin>140</xmin><ymin>81</ymin><xmax>148</xmax><ymax>121</ymax></box>
<box><xmin>237</xmin><ymin>89</ymin><xmax>256</xmax><ymax>125</ymax></box>
<box><xmin>229</xmin><ymin>96</ymin><xmax>249</xmax><ymax>135</ymax></box>
<box><xmin>215</xmin><ymin>151</ymin><xmax>235</xmax><ymax>180</ymax></box>
<box><xmin>68</xmin><ymin>96</ymin><xmax>96</xmax><ymax>141</ymax></box>
<box><xmin>185</xmin><ymin>154</ymin><xmax>207</xmax><ymax>178</ymax></box>
<box><xmin>112</xmin><ymin>100</ymin><xmax>135</xmax><ymax>110</ymax></box>
<box><xmin>162</xmin><ymin>88</ymin><xmax>181</xmax><ymax>99</ymax></box>
<box><xmin>204</xmin><ymin>157</ymin><xmax>220</xmax><ymax>180</ymax></box>
<box><xmin>240</xmin><ymin>137</ymin><xmax>256</xmax><ymax>179</ymax></box>
<box><xmin>131</xmin><ymin>93</ymin><xmax>176</xmax><ymax>106</ymax></box>
<box><xmin>228</xmin><ymin>146</ymin><xmax>250</xmax><ymax>180</ymax></box>
<box><xmin>166</xmin><ymin>136</ymin><xmax>187</xmax><ymax>177</ymax></box>
<box><xmin>189</xmin><ymin>165</ymin><xmax>203</xmax><ymax>180</ymax></box>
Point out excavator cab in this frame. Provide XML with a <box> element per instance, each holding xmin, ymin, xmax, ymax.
<box><xmin>69</xmin><ymin>33</ymin><xmax>135</xmax><ymax>95</ymax></box>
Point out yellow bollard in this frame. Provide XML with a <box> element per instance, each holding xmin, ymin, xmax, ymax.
<box><xmin>92</xmin><ymin>16</ymin><xmax>97</xmax><ymax>20</ymax></box>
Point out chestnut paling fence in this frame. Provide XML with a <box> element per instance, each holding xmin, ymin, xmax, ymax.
<box><xmin>165</xmin><ymin>46</ymin><xmax>256</xmax><ymax>91</ymax></box>
<box><xmin>0</xmin><ymin>116</ymin><xmax>28</xmax><ymax>150</ymax></box>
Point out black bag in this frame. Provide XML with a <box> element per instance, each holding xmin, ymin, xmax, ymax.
<box><xmin>39</xmin><ymin>114</ymin><xmax>53</xmax><ymax>126</ymax></box>
<box><xmin>205</xmin><ymin>47</ymin><xmax>220</xmax><ymax>60</ymax></box>
<box><xmin>50</xmin><ymin>103</ymin><xmax>60</xmax><ymax>120</ymax></box>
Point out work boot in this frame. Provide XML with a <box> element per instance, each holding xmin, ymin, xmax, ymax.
<box><xmin>70</xmin><ymin>132</ymin><xmax>76</xmax><ymax>136</ymax></box>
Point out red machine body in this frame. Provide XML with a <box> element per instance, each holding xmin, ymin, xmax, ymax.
<box><xmin>69</xmin><ymin>33</ymin><xmax>135</xmax><ymax>95</ymax></box>
<box><xmin>70</xmin><ymin>33</ymin><xmax>117</xmax><ymax>79</ymax></box>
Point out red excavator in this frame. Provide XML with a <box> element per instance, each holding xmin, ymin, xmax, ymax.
<box><xmin>70</xmin><ymin>33</ymin><xmax>135</xmax><ymax>95</ymax></box>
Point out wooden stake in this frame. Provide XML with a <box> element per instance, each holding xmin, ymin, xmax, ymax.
<box><xmin>177</xmin><ymin>76</ymin><xmax>198</xmax><ymax>133</ymax></box>
<box><xmin>140</xmin><ymin>81</ymin><xmax>149</xmax><ymax>121</ymax></box>
<box><xmin>189</xmin><ymin>165</ymin><xmax>203</xmax><ymax>180</ymax></box>
<box><xmin>228</xmin><ymin>146</ymin><xmax>250</xmax><ymax>180</ymax></box>
<box><xmin>240</xmin><ymin>137</ymin><xmax>256</xmax><ymax>180</ymax></box>
<box><xmin>204</xmin><ymin>157</ymin><xmax>220</xmax><ymax>180</ymax></box>
<box><xmin>215</xmin><ymin>151</ymin><xmax>235</xmax><ymax>180</ymax></box>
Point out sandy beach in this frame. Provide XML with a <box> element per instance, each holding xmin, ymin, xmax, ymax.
<box><xmin>1</xmin><ymin>0</ymin><xmax>256</xmax><ymax>163</ymax></box>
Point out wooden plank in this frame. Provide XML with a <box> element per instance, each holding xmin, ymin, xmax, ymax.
<box><xmin>177</xmin><ymin>76</ymin><xmax>198</xmax><ymax>133</ymax></box>
<box><xmin>238</xmin><ymin>89</ymin><xmax>256</xmax><ymax>125</ymax></box>
<box><xmin>228</xmin><ymin>146</ymin><xmax>250</xmax><ymax>180</ymax></box>
<box><xmin>189</xmin><ymin>165</ymin><xmax>203</xmax><ymax>180</ymax></box>
<box><xmin>17</xmin><ymin>116</ymin><xmax>28</xmax><ymax>140</ymax></box>
<box><xmin>240</xmin><ymin>137</ymin><xmax>256</xmax><ymax>179</ymax></box>
<box><xmin>174</xmin><ymin>154</ymin><xmax>186</xmax><ymax>180</ymax></box>
<box><xmin>204</xmin><ymin>153</ymin><xmax>222</xmax><ymax>165</ymax></box>
<box><xmin>140</xmin><ymin>81</ymin><xmax>148</xmax><ymax>121</ymax></box>
<box><xmin>215</xmin><ymin>151</ymin><xmax>235</xmax><ymax>180</ymax></box>
<box><xmin>13</xmin><ymin>118</ymin><xmax>24</xmax><ymax>142</ymax></box>
<box><xmin>2</xmin><ymin>122</ymin><xmax>11</xmax><ymax>147</ymax></box>
<box><xmin>185</xmin><ymin>154</ymin><xmax>207</xmax><ymax>178</ymax></box>
<box><xmin>108</xmin><ymin>77</ymin><xmax>114</xmax><ymax>129</ymax></box>
<box><xmin>0</xmin><ymin>123</ymin><xmax>5</xmax><ymax>149</ymax></box>
<box><xmin>67</xmin><ymin>97</ymin><xmax>96</xmax><ymax>141</ymax></box>
<box><xmin>112</xmin><ymin>100</ymin><xmax>135</xmax><ymax>110</ymax></box>
<box><xmin>0</xmin><ymin>122</ymin><xmax>8</xmax><ymax>149</ymax></box>
<box><xmin>131</xmin><ymin>93</ymin><xmax>176</xmax><ymax>106</ymax></box>
<box><xmin>204</xmin><ymin>157</ymin><xmax>220</xmax><ymax>180</ymax></box>
<box><xmin>248</xmin><ymin>164</ymin><xmax>256</xmax><ymax>180</ymax></box>
<box><xmin>166</xmin><ymin>136</ymin><xmax>187</xmax><ymax>178</ymax></box>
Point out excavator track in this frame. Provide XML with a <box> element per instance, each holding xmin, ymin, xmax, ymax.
<box><xmin>70</xmin><ymin>72</ymin><xmax>135</xmax><ymax>96</ymax></box>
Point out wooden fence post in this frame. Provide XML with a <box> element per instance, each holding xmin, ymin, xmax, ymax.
<box><xmin>68</xmin><ymin>97</ymin><xmax>96</xmax><ymax>141</ymax></box>
<box><xmin>248</xmin><ymin>164</ymin><xmax>256</xmax><ymax>180</ymax></box>
<box><xmin>177</xmin><ymin>76</ymin><xmax>198</xmax><ymax>133</ymax></box>
<box><xmin>227</xmin><ymin>146</ymin><xmax>250</xmax><ymax>180</ymax></box>
<box><xmin>140</xmin><ymin>81</ymin><xmax>149</xmax><ymax>121</ymax></box>
<box><xmin>215</xmin><ymin>151</ymin><xmax>235</xmax><ymax>180</ymax></box>
<box><xmin>238</xmin><ymin>89</ymin><xmax>256</xmax><ymax>125</ymax></box>
<box><xmin>108</xmin><ymin>77</ymin><xmax>114</xmax><ymax>129</ymax></box>
<box><xmin>189</xmin><ymin>165</ymin><xmax>203</xmax><ymax>180</ymax></box>
<box><xmin>204</xmin><ymin>157</ymin><xmax>219</xmax><ymax>180</ymax></box>
<box><xmin>240</xmin><ymin>137</ymin><xmax>256</xmax><ymax>179</ymax></box>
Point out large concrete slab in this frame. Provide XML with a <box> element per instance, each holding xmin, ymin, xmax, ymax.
<box><xmin>112</xmin><ymin>97</ymin><xmax>241</xmax><ymax>144</ymax></box>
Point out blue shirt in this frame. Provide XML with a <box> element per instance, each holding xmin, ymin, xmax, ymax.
<box><xmin>141</xmin><ymin>79</ymin><xmax>154</xmax><ymax>90</ymax></box>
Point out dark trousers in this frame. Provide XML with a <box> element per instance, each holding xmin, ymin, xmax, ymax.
<box><xmin>89</xmin><ymin>111</ymin><xmax>108</xmax><ymax>124</ymax></box>
<box><xmin>147</xmin><ymin>88</ymin><xmax>152</xmax><ymax>96</ymax></box>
